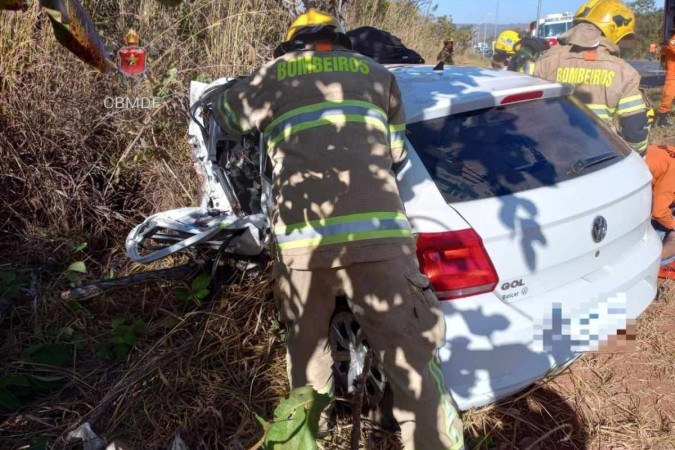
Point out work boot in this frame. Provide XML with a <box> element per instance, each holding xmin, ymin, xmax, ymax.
<box><xmin>657</xmin><ymin>113</ymin><xmax>672</xmax><ymax>127</ymax></box>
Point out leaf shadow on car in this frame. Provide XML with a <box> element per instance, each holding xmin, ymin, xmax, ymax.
<box><xmin>245</xmin><ymin>65</ymin><xmax>597</xmax><ymax>448</ymax></box>
<box><xmin>443</xmin><ymin>306</ymin><xmax>590</xmax><ymax>449</ymax></box>
<box><xmin>259</xmin><ymin>66</ymin><xmax>493</xmax><ymax>448</ymax></box>
<box><xmin>402</xmin><ymin>104</ymin><xmax>555</xmax><ymax>272</ymax></box>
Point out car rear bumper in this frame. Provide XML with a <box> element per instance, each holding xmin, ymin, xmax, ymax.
<box><xmin>438</xmin><ymin>226</ymin><xmax>660</xmax><ymax>411</ymax></box>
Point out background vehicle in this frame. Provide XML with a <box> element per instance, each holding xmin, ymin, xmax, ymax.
<box><xmin>533</xmin><ymin>12</ymin><xmax>574</xmax><ymax>46</ymax></box>
<box><xmin>185</xmin><ymin>65</ymin><xmax>660</xmax><ymax>411</ymax></box>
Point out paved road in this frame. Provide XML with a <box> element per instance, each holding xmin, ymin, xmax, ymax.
<box><xmin>628</xmin><ymin>60</ymin><xmax>666</xmax><ymax>88</ymax></box>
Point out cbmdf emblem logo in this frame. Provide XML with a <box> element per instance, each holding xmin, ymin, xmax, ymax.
<box><xmin>117</xmin><ymin>29</ymin><xmax>147</xmax><ymax>78</ymax></box>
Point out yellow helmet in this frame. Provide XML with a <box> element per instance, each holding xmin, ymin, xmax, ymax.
<box><xmin>286</xmin><ymin>9</ymin><xmax>345</xmax><ymax>41</ymax></box>
<box><xmin>124</xmin><ymin>29</ymin><xmax>140</xmax><ymax>46</ymax></box>
<box><xmin>574</xmin><ymin>0</ymin><xmax>635</xmax><ymax>44</ymax></box>
<box><xmin>494</xmin><ymin>30</ymin><xmax>520</xmax><ymax>55</ymax></box>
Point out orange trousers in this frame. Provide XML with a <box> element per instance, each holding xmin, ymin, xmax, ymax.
<box><xmin>659</xmin><ymin>79</ymin><xmax>675</xmax><ymax>114</ymax></box>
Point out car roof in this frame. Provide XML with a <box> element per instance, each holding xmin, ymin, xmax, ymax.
<box><xmin>388</xmin><ymin>65</ymin><xmax>571</xmax><ymax>124</ymax></box>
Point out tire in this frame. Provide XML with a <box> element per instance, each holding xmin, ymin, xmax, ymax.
<box><xmin>328</xmin><ymin>299</ymin><xmax>388</xmax><ymax>409</ymax></box>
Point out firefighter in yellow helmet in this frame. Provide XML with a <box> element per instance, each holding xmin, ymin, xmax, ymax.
<box><xmin>492</xmin><ymin>29</ymin><xmax>520</xmax><ymax>69</ymax></box>
<box><xmin>508</xmin><ymin>36</ymin><xmax>550</xmax><ymax>75</ymax></box>
<box><xmin>213</xmin><ymin>9</ymin><xmax>464</xmax><ymax>450</ymax></box>
<box><xmin>534</xmin><ymin>0</ymin><xmax>649</xmax><ymax>153</ymax></box>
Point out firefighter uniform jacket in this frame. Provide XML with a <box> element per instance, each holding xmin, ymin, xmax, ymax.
<box><xmin>664</xmin><ymin>37</ymin><xmax>675</xmax><ymax>80</ymax></box>
<box><xmin>534</xmin><ymin>30</ymin><xmax>649</xmax><ymax>153</ymax></box>
<box><xmin>658</xmin><ymin>36</ymin><xmax>675</xmax><ymax>115</ymax></box>
<box><xmin>213</xmin><ymin>45</ymin><xmax>414</xmax><ymax>269</ymax></box>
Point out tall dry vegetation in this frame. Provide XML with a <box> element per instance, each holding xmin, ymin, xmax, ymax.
<box><xmin>0</xmin><ymin>0</ymin><xmax>289</xmax><ymax>266</ymax></box>
<box><xmin>0</xmin><ymin>1</ymin><xmax>451</xmax><ymax>448</ymax></box>
<box><xmin>0</xmin><ymin>0</ymin><xmax>447</xmax><ymax>264</ymax></box>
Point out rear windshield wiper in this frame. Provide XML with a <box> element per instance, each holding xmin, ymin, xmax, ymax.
<box><xmin>570</xmin><ymin>152</ymin><xmax>618</xmax><ymax>174</ymax></box>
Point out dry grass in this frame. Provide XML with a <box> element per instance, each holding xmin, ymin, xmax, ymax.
<box><xmin>2</xmin><ymin>1</ymin><xmax>675</xmax><ymax>449</ymax></box>
<box><xmin>645</xmin><ymin>88</ymin><xmax>675</xmax><ymax>147</ymax></box>
<box><xmin>1</xmin><ymin>1</ymin><xmax>288</xmax><ymax>448</ymax></box>
<box><xmin>454</xmin><ymin>51</ymin><xmax>491</xmax><ymax>68</ymax></box>
<box><xmin>346</xmin><ymin>0</ymin><xmax>445</xmax><ymax>64</ymax></box>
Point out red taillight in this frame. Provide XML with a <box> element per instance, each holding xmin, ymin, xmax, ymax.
<box><xmin>416</xmin><ymin>229</ymin><xmax>499</xmax><ymax>301</ymax></box>
<box><xmin>500</xmin><ymin>90</ymin><xmax>544</xmax><ymax>105</ymax></box>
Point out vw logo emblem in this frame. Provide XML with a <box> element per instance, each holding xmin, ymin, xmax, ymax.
<box><xmin>592</xmin><ymin>216</ymin><xmax>607</xmax><ymax>243</ymax></box>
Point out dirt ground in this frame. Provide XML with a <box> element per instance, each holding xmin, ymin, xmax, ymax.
<box><xmin>455</xmin><ymin>280</ymin><xmax>675</xmax><ymax>450</ymax></box>
<box><xmin>454</xmin><ymin>118</ymin><xmax>675</xmax><ymax>450</ymax></box>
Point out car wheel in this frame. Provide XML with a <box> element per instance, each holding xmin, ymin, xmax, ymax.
<box><xmin>329</xmin><ymin>307</ymin><xmax>387</xmax><ymax>408</ymax></box>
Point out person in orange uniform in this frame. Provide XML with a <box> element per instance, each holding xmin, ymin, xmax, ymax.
<box><xmin>645</xmin><ymin>144</ymin><xmax>675</xmax><ymax>278</ymax></box>
<box><xmin>657</xmin><ymin>30</ymin><xmax>675</xmax><ymax>127</ymax></box>
<box><xmin>648</xmin><ymin>42</ymin><xmax>658</xmax><ymax>62</ymax></box>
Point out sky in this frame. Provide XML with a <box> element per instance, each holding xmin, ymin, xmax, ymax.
<box><xmin>433</xmin><ymin>0</ymin><xmax>583</xmax><ymax>24</ymax></box>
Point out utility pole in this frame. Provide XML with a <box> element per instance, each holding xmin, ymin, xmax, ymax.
<box><xmin>494</xmin><ymin>0</ymin><xmax>499</xmax><ymax>43</ymax></box>
<box><xmin>535</xmin><ymin>0</ymin><xmax>543</xmax><ymax>37</ymax></box>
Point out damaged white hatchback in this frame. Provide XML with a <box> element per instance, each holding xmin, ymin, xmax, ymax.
<box><xmin>128</xmin><ymin>65</ymin><xmax>660</xmax><ymax>411</ymax></box>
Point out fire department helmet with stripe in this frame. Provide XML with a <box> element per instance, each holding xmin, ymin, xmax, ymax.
<box><xmin>574</xmin><ymin>0</ymin><xmax>636</xmax><ymax>46</ymax></box>
<box><xmin>286</xmin><ymin>9</ymin><xmax>346</xmax><ymax>41</ymax></box>
<box><xmin>495</xmin><ymin>29</ymin><xmax>521</xmax><ymax>56</ymax></box>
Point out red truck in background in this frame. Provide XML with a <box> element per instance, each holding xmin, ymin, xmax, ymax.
<box><xmin>528</xmin><ymin>12</ymin><xmax>575</xmax><ymax>46</ymax></box>
<box><xmin>528</xmin><ymin>2</ymin><xmax>673</xmax><ymax>47</ymax></box>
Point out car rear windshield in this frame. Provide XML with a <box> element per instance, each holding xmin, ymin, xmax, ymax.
<box><xmin>406</xmin><ymin>96</ymin><xmax>631</xmax><ymax>203</ymax></box>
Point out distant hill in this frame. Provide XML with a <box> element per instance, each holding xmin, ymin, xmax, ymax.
<box><xmin>457</xmin><ymin>23</ymin><xmax>532</xmax><ymax>42</ymax></box>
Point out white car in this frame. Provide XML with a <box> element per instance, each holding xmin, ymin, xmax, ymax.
<box><xmin>391</xmin><ymin>65</ymin><xmax>660</xmax><ymax>410</ymax></box>
<box><xmin>173</xmin><ymin>65</ymin><xmax>661</xmax><ymax>411</ymax></box>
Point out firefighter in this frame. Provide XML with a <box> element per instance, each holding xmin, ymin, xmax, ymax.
<box><xmin>507</xmin><ymin>36</ymin><xmax>550</xmax><ymax>75</ymax></box>
<box><xmin>648</xmin><ymin>42</ymin><xmax>658</xmax><ymax>62</ymax></box>
<box><xmin>212</xmin><ymin>9</ymin><xmax>464</xmax><ymax>450</ymax></box>
<box><xmin>437</xmin><ymin>39</ymin><xmax>455</xmax><ymax>65</ymax></box>
<box><xmin>657</xmin><ymin>29</ymin><xmax>675</xmax><ymax>127</ymax></box>
<box><xmin>491</xmin><ymin>29</ymin><xmax>520</xmax><ymax>69</ymax></box>
<box><xmin>644</xmin><ymin>144</ymin><xmax>675</xmax><ymax>278</ymax></box>
<box><xmin>534</xmin><ymin>0</ymin><xmax>649</xmax><ymax>154</ymax></box>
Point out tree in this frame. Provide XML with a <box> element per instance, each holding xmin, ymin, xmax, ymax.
<box><xmin>623</xmin><ymin>0</ymin><xmax>663</xmax><ymax>58</ymax></box>
<box><xmin>630</xmin><ymin>0</ymin><xmax>656</xmax><ymax>14</ymax></box>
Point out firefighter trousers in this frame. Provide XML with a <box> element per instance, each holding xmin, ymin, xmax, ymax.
<box><xmin>659</xmin><ymin>79</ymin><xmax>675</xmax><ymax>114</ymax></box>
<box><xmin>273</xmin><ymin>253</ymin><xmax>464</xmax><ymax>450</ymax></box>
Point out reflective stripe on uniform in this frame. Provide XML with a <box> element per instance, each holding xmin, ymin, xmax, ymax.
<box><xmin>264</xmin><ymin>100</ymin><xmax>388</xmax><ymax>148</ymax></box>
<box><xmin>627</xmin><ymin>138</ymin><xmax>648</xmax><ymax>153</ymax></box>
<box><xmin>616</xmin><ymin>94</ymin><xmax>647</xmax><ymax>116</ymax></box>
<box><xmin>389</xmin><ymin>123</ymin><xmax>406</xmax><ymax>149</ymax></box>
<box><xmin>586</xmin><ymin>103</ymin><xmax>615</xmax><ymax>120</ymax></box>
<box><xmin>429</xmin><ymin>358</ymin><xmax>464</xmax><ymax>450</ymax></box>
<box><xmin>216</xmin><ymin>97</ymin><xmax>242</xmax><ymax>134</ymax></box>
<box><xmin>275</xmin><ymin>211</ymin><xmax>412</xmax><ymax>250</ymax></box>
<box><xmin>525</xmin><ymin>62</ymin><xmax>535</xmax><ymax>75</ymax></box>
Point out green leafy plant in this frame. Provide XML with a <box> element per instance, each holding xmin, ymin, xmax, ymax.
<box><xmin>64</xmin><ymin>261</ymin><xmax>87</xmax><ymax>287</ymax></box>
<box><xmin>0</xmin><ymin>269</ymin><xmax>29</xmax><ymax>300</ymax></box>
<box><xmin>0</xmin><ymin>373</ymin><xmax>65</xmax><ymax>411</ymax></box>
<box><xmin>97</xmin><ymin>318</ymin><xmax>145</xmax><ymax>361</ymax></box>
<box><xmin>24</xmin><ymin>343</ymin><xmax>72</xmax><ymax>367</ymax></box>
<box><xmin>0</xmin><ymin>343</ymin><xmax>70</xmax><ymax>411</ymax></box>
<box><xmin>27</xmin><ymin>437</ymin><xmax>50</xmax><ymax>450</ymax></box>
<box><xmin>254</xmin><ymin>386</ymin><xmax>332</xmax><ymax>450</ymax></box>
<box><xmin>172</xmin><ymin>273</ymin><xmax>211</xmax><ymax>304</ymax></box>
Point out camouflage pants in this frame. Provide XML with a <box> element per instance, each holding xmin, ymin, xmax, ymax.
<box><xmin>273</xmin><ymin>254</ymin><xmax>464</xmax><ymax>450</ymax></box>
